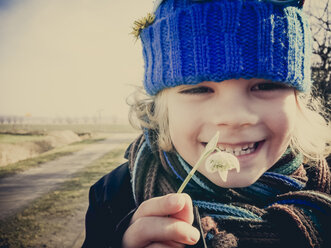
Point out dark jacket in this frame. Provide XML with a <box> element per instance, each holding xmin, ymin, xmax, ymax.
<box><xmin>82</xmin><ymin>163</ymin><xmax>136</xmax><ymax>248</ymax></box>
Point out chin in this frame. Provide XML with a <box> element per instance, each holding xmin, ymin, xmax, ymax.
<box><xmin>215</xmin><ymin>173</ymin><xmax>261</xmax><ymax>188</ymax></box>
<box><xmin>228</xmin><ymin>180</ymin><xmax>256</xmax><ymax>188</ymax></box>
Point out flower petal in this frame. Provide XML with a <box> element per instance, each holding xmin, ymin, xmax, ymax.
<box><xmin>201</xmin><ymin>131</ymin><xmax>220</xmax><ymax>158</ymax></box>
<box><xmin>218</xmin><ymin>170</ymin><xmax>228</xmax><ymax>182</ymax></box>
<box><xmin>204</xmin><ymin>151</ymin><xmax>240</xmax><ymax>182</ymax></box>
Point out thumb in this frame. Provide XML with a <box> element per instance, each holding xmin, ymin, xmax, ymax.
<box><xmin>170</xmin><ymin>193</ymin><xmax>194</xmax><ymax>225</ymax></box>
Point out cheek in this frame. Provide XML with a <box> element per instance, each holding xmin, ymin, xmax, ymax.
<box><xmin>167</xmin><ymin>102</ymin><xmax>202</xmax><ymax>166</ymax></box>
<box><xmin>277</xmin><ymin>97</ymin><xmax>298</xmax><ymax>138</ymax></box>
<box><xmin>168</xmin><ymin>109</ymin><xmax>197</xmax><ymax>147</ymax></box>
<box><xmin>265</xmin><ymin>95</ymin><xmax>298</xmax><ymax>161</ymax></box>
<box><xmin>168</xmin><ymin>104</ymin><xmax>187</xmax><ymax>140</ymax></box>
<box><xmin>263</xmin><ymin>93</ymin><xmax>297</xmax><ymax>136</ymax></box>
<box><xmin>168</xmin><ymin>98</ymin><xmax>201</xmax><ymax>141</ymax></box>
<box><xmin>272</xmin><ymin>110</ymin><xmax>296</xmax><ymax>138</ymax></box>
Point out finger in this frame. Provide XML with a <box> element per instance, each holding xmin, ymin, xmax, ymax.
<box><xmin>145</xmin><ymin>243</ymin><xmax>173</xmax><ymax>248</ymax></box>
<box><xmin>161</xmin><ymin>240</ymin><xmax>186</xmax><ymax>248</ymax></box>
<box><xmin>145</xmin><ymin>241</ymin><xmax>185</xmax><ymax>248</ymax></box>
<box><xmin>122</xmin><ymin>216</ymin><xmax>200</xmax><ymax>248</ymax></box>
<box><xmin>132</xmin><ymin>193</ymin><xmax>191</xmax><ymax>223</ymax></box>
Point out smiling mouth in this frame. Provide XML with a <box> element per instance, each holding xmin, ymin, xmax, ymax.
<box><xmin>202</xmin><ymin>141</ymin><xmax>264</xmax><ymax>156</ymax></box>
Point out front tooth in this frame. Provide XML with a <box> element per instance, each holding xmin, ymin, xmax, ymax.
<box><xmin>234</xmin><ymin>148</ymin><xmax>241</xmax><ymax>155</ymax></box>
<box><xmin>237</xmin><ymin>150</ymin><xmax>244</xmax><ymax>156</ymax></box>
<box><xmin>241</xmin><ymin>149</ymin><xmax>249</xmax><ymax>155</ymax></box>
<box><xmin>225</xmin><ymin>147</ymin><xmax>232</xmax><ymax>153</ymax></box>
<box><xmin>242</xmin><ymin>150</ymin><xmax>250</xmax><ymax>155</ymax></box>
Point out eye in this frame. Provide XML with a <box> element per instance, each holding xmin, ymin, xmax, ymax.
<box><xmin>179</xmin><ymin>86</ymin><xmax>214</xmax><ymax>94</ymax></box>
<box><xmin>251</xmin><ymin>82</ymin><xmax>290</xmax><ymax>91</ymax></box>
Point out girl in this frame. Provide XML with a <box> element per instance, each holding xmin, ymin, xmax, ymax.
<box><xmin>83</xmin><ymin>0</ymin><xmax>331</xmax><ymax>247</ymax></box>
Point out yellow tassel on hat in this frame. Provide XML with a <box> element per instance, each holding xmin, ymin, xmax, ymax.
<box><xmin>131</xmin><ymin>13</ymin><xmax>155</xmax><ymax>39</ymax></box>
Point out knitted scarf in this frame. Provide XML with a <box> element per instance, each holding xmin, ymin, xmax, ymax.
<box><xmin>127</xmin><ymin>132</ymin><xmax>331</xmax><ymax>248</ymax></box>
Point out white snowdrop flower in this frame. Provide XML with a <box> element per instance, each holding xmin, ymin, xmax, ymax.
<box><xmin>205</xmin><ymin>151</ymin><xmax>240</xmax><ymax>182</ymax></box>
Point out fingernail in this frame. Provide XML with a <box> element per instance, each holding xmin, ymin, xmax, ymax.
<box><xmin>190</xmin><ymin>228</ymin><xmax>200</xmax><ymax>243</ymax></box>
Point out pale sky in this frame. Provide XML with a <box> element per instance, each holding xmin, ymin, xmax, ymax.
<box><xmin>0</xmin><ymin>0</ymin><xmax>152</xmax><ymax>120</ymax></box>
<box><xmin>0</xmin><ymin>0</ymin><xmax>324</xmax><ymax>121</ymax></box>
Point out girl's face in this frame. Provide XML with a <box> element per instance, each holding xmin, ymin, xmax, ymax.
<box><xmin>167</xmin><ymin>79</ymin><xmax>298</xmax><ymax>188</ymax></box>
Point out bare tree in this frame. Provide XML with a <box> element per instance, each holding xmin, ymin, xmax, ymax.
<box><xmin>305</xmin><ymin>0</ymin><xmax>330</xmax><ymax>114</ymax></box>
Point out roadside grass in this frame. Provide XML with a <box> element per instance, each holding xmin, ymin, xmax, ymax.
<box><xmin>0</xmin><ymin>145</ymin><xmax>127</xmax><ymax>248</ymax></box>
<box><xmin>0</xmin><ymin>134</ymin><xmax>45</xmax><ymax>144</ymax></box>
<box><xmin>0</xmin><ymin>138</ymin><xmax>106</xmax><ymax>179</ymax></box>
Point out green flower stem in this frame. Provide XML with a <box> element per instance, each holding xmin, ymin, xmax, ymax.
<box><xmin>177</xmin><ymin>155</ymin><xmax>205</xmax><ymax>193</ymax></box>
<box><xmin>177</xmin><ymin>131</ymin><xmax>220</xmax><ymax>194</ymax></box>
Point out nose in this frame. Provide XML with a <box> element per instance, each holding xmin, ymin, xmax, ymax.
<box><xmin>209</xmin><ymin>85</ymin><xmax>258</xmax><ymax>128</ymax></box>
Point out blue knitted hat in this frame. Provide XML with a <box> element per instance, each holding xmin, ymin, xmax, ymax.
<box><xmin>138</xmin><ymin>0</ymin><xmax>311</xmax><ymax>95</ymax></box>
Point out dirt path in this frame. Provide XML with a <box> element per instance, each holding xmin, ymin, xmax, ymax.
<box><xmin>0</xmin><ymin>133</ymin><xmax>137</xmax><ymax>247</ymax></box>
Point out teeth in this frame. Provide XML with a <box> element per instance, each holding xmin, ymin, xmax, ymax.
<box><xmin>242</xmin><ymin>150</ymin><xmax>250</xmax><ymax>155</ymax></box>
<box><xmin>217</xmin><ymin>142</ymin><xmax>257</xmax><ymax>156</ymax></box>
<box><xmin>234</xmin><ymin>147</ymin><xmax>241</xmax><ymax>152</ymax></box>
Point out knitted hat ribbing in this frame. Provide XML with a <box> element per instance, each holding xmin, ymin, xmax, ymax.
<box><xmin>140</xmin><ymin>0</ymin><xmax>311</xmax><ymax>95</ymax></box>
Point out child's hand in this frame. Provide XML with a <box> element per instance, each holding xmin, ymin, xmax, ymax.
<box><xmin>122</xmin><ymin>193</ymin><xmax>200</xmax><ymax>248</ymax></box>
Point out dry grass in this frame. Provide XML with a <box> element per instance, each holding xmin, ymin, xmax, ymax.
<box><xmin>0</xmin><ymin>124</ymin><xmax>136</xmax><ymax>134</ymax></box>
<box><xmin>0</xmin><ymin>138</ymin><xmax>105</xmax><ymax>179</ymax></box>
